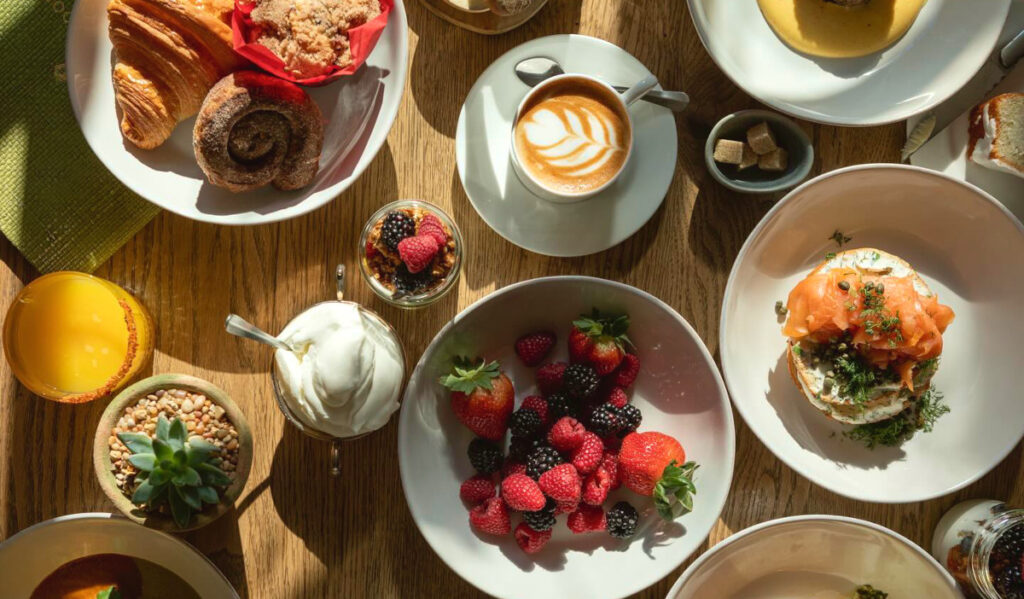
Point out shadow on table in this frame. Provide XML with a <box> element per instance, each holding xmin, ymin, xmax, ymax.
<box><xmin>186</xmin><ymin>508</ymin><xmax>252</xmax><ymax>599</ymax></box>
<box><xmin>406</xmin><ymin>0</ymin><xmax>583</xmax><ymax>139</ymax></box>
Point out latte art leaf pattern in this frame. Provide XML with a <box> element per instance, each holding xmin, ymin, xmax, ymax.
<box><xmin>515</xmin><ymin>82</ymin><xmax>630</xmax><ymax>194</ymax></box>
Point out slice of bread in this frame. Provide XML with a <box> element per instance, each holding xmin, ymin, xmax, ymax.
<box><xmin>968</xmin><ymin>92</ymin><xmax>1024</xmax><ymax>179</ymax></box>
<box><xmin>785</xmin><ymin>248</ymin><xmax>939</xmax><ymax>425</ymax></box>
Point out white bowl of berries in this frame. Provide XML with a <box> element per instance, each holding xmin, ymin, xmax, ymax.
<box><xmin>398</xmin><ymin>276</ymin><xmax>735</xmax><ymax>599</ymax></box>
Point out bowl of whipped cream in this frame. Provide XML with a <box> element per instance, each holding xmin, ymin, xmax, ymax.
<box><xmin>269</xmin><ymin>267</ymin><xmax>406</xmax><ymax>475</ymax></box>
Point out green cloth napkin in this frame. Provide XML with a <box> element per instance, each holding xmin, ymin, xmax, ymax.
<box><xmin>0</xmin><ymin>0</ymin><xmax>159</xmax><ymax>274</ymax></box>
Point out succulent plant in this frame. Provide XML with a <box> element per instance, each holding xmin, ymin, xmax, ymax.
<box><xmin>117</xmin><ymin>414</ymin><xmax>232</xmax><ymax>528</ymax></box>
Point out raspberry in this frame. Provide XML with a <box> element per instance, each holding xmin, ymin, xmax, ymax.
<box><xmin>501</xmin><ymin>460</ymin><xmax>527</xmax><ymax>479</ymax></box>
<box><xmin>501</xmin><ymin>473</ymin><xmax>546</xmax><ymax>512</ymax></box>
<box><xmin>397</xmin><ymin>234</ymin><xmax>439</xmax><ymax>273</ymax></box>
<box><xmin>582</xmin><ymin>466</ymin><xmax>614</xmax><ymax>506</ymax></box>
<box><xmin>469</xmin><ymin>497</ymin><xmax>510</xmax><ymax>536</ymax></box>
<box><xmin>417</xmin><ymin>213</ymin><xmax>448</xmax><ymax>247</ymax></box>
<box><xmin>612</xmin><ymin>353</ymin><xmax>640</xmax><ymax>388</ymax></box>
<box><xmin>365</xmin><ymin>240</ymin><xmax>379</xmax><ymax>260</ymax></box>
<box><xmin>515</xmin><ymin>522</ymin><xmax>552</xmax><ymax>554</ymax></box>
<box><xmin>547</xmin><ymin>416</ymin><xmax>587</xmax><ymax>452</ymax></box>
<box><xmin>604</xmin><ymin>386</ymin><xmax>629</xmax><ymax>409</ymax></box>
<box><xmin>459</xmin><ymin>475</ymin><xmax>496</xmax><ymax>505</ymax></box>
<box><xmin>515</xmin><ymin>331</ymin><xmax>556</xmax><ymax>366</ymax></box>
<box><xmin>554</xmin><ymin>498</ymin><xmax>579</xmax><ymax>515</ymax></box>
<box><xmin>607</xmin><ymin>501</ymin><xmax>639</xmax><ymax>539</ymax></box>
<box><xmin>509</xmin><ymin>408</ymin><xmax>543</xmax><ymax>438</ymax></box>
<box><xmin>536</xmin><ymin>362</ymin><xmax>567</xmax><ymax>395</ymax></box>
<box><xmin>567</xmin><ymin>504</ymin><xmax>606</xmax><ymax>534</ymax></box>
<box><xmin>520</xmin><ymin>396</ymin><xmax>549</xmax><ymax>425</ymax></box>
<box><xmin>571</xmin><ymin>433</ymin><xmax>604</xmax><ymax>475</ymax></box>
<box><xmin>538</xmin><ymin>463</ymin><xmax>581</xmax><ymax>503</ymax></box>
<box><xmin>600</xmin><ymin>451</ymin><xmax>620</xmax><ymax>490</ymax></box>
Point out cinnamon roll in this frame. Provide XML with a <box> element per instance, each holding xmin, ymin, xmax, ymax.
<box><xmin>193</xmin><ymin>71</ymin><xmax>324</xmax><ymax>192</ymax></box>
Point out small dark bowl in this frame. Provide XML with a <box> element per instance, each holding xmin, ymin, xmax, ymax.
<box><xmin>704</xmin><ymin>109</ymin><xmax>814</xmax><ymax>194</ymax></box>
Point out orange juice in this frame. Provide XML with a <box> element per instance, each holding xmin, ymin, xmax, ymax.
<box><xmin>2</xmin><ymin>272</ymin><xmax>153</xmax><ymax>403</ymax></box>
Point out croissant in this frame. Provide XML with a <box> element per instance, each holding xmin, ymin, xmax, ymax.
<box><xmin>107</xmin><ymin>0</ymin><xmax>245</xmax><ymax>149</ymax></box>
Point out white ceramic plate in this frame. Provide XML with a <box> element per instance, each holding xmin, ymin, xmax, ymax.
<box><xmin>0</xmin><ymin>513</ymin><xmax>238</xmax><ymax>597</ymax></box>
<box><xmin>398</xmin><ymin>276</ymin><xmax>734</xmax><ymax>599</ymax></box>
<box><xmin>720</xmin><ymin>165</ymin><xmax>1024</xmax><ymax>503</ymax></box>
<box><xmin>666</xmin><ymin>515</ymin><xmax>962</xmax><ymax>599</ymax></box>
<box><xmin>687</xmin><ymin>0</ymin><xmax>1011</xmax><ymax>126</ymax></box>
<box><xmin>66</xmin><ymin>0</ymin><xmax>408</xmax><ymax>225</ymax></box>
<box><xmin>455</xmin><ymin>35</ymin><xmax>678</xmax><ymax>257</ymax></box>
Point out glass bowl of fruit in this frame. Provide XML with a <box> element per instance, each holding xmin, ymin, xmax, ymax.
<box><xmin>359</xmin><ymin>199</ymin><xmax>463</xmax><ymax>308</ymax></box>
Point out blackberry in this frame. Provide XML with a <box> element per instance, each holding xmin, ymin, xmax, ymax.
<box><xmin>523</xmin><ymin>498</ymin><xmax>557</xmax><ymax>532</ymax></box>
<box><xmin>991</xmin><ymin>523</ymin><xmax>1024</xmax><ymax>597</ymax></box>
<box><xmin>467</xmin><ymin>438</ymin><xmax>503</xmax><ymax>474</ymax></box>
<box><xmin>589</xmin><ymin>404</ymin><xmax>619</xmax><ymax>436</ymax></box>
<box><xmin>606</xmin><ymin>501</ymin><xmax>639</xmax><ymax>539</ymax></box>
<box><xmin>525</xmin><ymin>445</ymin><xmax>562</xmax><ymax>480</ymax></box>
<box><xmin>392</xmin><ymin>264</ymin><xmax>432</xmax><ymax>297</ymax></box>
<box><xmin>509</xmin><ymin>408</ymin><xmax>543</xmax><ymax>438</ymax></box>
<box><xmin>615</xmin><ymin>404</ymin><xmax>642</xmax><ymax>437</ymax></box>
<box><xmin>563</xmin><ymin>363</ymin><xmax>600</xmax><ymax>399</ymax></box>
<box><xmin>509</xmin><ymin>435</ymin><xmax>545</xmax><ymax>463</ymax></box>
<box><xmin>546</xmin><ymin>393</ymin><xmax>576</xmax><ymax>419</ymax></box>
<box><xmin>380</xmin><ymin>210</ymin><xmax>416</xmax><ymax>250</ymax></box>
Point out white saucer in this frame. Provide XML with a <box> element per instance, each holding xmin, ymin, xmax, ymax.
<box><xmin>688</xmin><ymin>0</ymin><xmax>1011</xmax><ymax>126</ymax></box>
<box><xmin>455</xmin><ymin>35</ymin><xmax>678</xmax><ymax>257</ymax></box>
<box><xmin>720</xmin><ymin>165</ymin><xmax>1024</xmax><ymax>503</ymax></box>
<box><xmin>66</xmin><ymin>0</ymin><xmax>408</xmax><ymax>225</ymax></box>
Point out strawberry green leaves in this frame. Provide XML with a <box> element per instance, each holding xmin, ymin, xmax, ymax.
<box><xmin>439</xmin><ymin>358</ymin><xmax>501</xmax><ymax>394</ymax></box>
<box><xmin>652</xmin><ymin>461</ymin><xmax>698</xmax><ymax>521</ymax></box>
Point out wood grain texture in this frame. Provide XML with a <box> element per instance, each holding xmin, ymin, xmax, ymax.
<box><xmin>2</xmin><ymin>1</ymin><xmax>1023</xmax><ymax>597</ymax></box>
<box><xmin>419</xmin><ymin>0</ymin><xmax>549</xmax><ymax>35</ymax></box>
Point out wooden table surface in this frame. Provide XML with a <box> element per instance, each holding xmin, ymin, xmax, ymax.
<box><xmin>2</xmin><ymin>1</ymin><xmax>1022</xmax><ymax>597</ymax></box>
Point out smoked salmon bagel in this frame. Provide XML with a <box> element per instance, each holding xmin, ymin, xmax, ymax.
<box><xmin>781</xmin><ymin>248</ymin><xmax>955</xmax><ymax>425</ymax></box>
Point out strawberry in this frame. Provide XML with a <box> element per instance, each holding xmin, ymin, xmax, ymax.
<box><xmin>582</xmin><ymin>466</ymin><xmax>614</xmax><ymax>506</ymax></box>
<box><xmin>501</xmin><ymin>473</ymin><xmax>546</xmax><ymax>512</ymax></box>
<box><xmin>417</xmin><ymin>213</ymin><xmax>448</xmax><ymax>247</ymax></box>
<box><xmin>520</xmin><ymin>395</ymin><xmax>549</xmax><ymax>425</ymax></box>
<box><xmin>612</xmin><ymin>353</ymin><xmax>640</xmax><ymax>388</ymax></box>
<box><xmin>397</xmin><ymin>234</ymin><xmax>439</xmax><ymax>273</ymax></box>
<box><xmin>469</xmin><ymin>496</ymin><xmax>511</xmax><ymax>535</ymax></box>
<box><xmin>570</xmin><ymin>310</ymin><xmax>632</xmax><ymax>375</ymax></box>
<box><xmin>460</xmin><ymin>475</ymin><xmax>496</xmax><ymax>505</ymax></box>
<box><xmin>442</xmin><ymin>360</ymin><xmax>514</xmax><ymax>440</ymax></box>
<box><xmin>619</xmin><ymin>431</ymin><xmax>698</xmax><ymax>520</ymax></box>
<box><xmin>567</xmin><ymin>504</ymin><xmax>606</xmax><ymax>534</ymax></box>
<box><xmin>514</xmin><ymin>522</ymin><xmax>552</xmax><ymax>554</ymax></box>
<box><xmin>604</xmin><ymin>386</ymin><xmax>629</xmax><ymax>409</ymax></box>
<box><xmin>547</xmin><ymin>416</ymin><xmax>587</xmax><ymax>452</ymax></box>
<box><xmin>536</xmin><ymin>362</ymin><xmax>567</xmax><ymax>396</ymax></box>
<box><xmin>515</xmin><ymin>331</ymin><xmax>556</xmax><ymax>366</ymax></box>
<box><xmin>537</xmin><ymin>463</ymin><xmax>581</xmax><ymax>503</ymax></box>
<box><xmin>501</xmin><ymin>460</ymin><xmax>527</xmax><ymax>479</ymax></box>
<box><xmin>571</xmin><ymin>432</ymin><xmax>604</xmax><ymax>475</ymax></box>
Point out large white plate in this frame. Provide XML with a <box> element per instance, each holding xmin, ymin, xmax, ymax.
<box><xmin>687</xmin><ymin>0</ymin><xmax>1011</xmax><ymax>126</ymax></box>
<box><xmin>720</xmin><ymin>165</ymin><xmax>1024</xmax><ymax>503</ymax></box>
<box><xmin>455</xmin><ymin>35</ymin><xmax>677</xmax><ymax>257</ymax></box>
<box><xmin>66</xmin><ymin>0</ymin><xmax>408</xmax><ymax>225</ymax></box>
<box><xmin>666</xmin><ymin>516</ymin><xmax>961</xmax><ymax>598</ymax></box>
<box><xmin>398</xmin><ymin>276</ymin><xmax>734</xmax><ymax>599</ymax></box>
<box><xmin>0</xmin><ymin>513</ymin><xmax>238</xmax><ymax>597</ymax></box>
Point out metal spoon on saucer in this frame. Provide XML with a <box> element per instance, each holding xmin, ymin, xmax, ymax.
<box><xmin>514</xmin><ymin>57</ymin><xmax>689</xmax><ymax>112</ymax></box>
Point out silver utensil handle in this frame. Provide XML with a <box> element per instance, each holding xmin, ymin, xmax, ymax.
<box><xmin>225</xmin><ymin>314</ymin><xmax>291</xmax><ymax>352</ymax></box>
<box><xmin>1001</xmin><ymin>28</ymin><xmax>1024</xmax><ymax>69</ymax></box>
<box><xmin>612</xmin><ymin>85</ymin><xmax>689</xmax><ymax>112</ymax></box>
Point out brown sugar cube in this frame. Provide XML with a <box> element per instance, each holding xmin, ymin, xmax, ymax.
<box><xmin>738</xmin><ymin>143</ymin><xmax>758</xmax><ymax>171</ymax></box>
<box><xmin>758</xmin><ymin>147</ymin><xmax>789</xmax><ymax>172</ymax></box>
<box><xmin>747</xmin><ymin>121</ymin><xmax>778</xmax><ymax>155</ymax></box>
<box><xmin>713</xmin><ymin>139</ymin><xmax>745</xmax><ymax>165</ymax></box>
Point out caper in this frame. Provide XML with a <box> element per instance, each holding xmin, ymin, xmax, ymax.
<box><xmin>838</xmin><ymin>343</ymin><xmax>848</xmax><ymax>350</ymax></box>
<box><xmin>837</xmin><ymin>280</ymin><xmax>850</xmax><ymax>291</ymax></box>
<box><xmin>823</xmin><ymin>377</ymin><xmax>835</xmax><ymax>392</ymax></box>
<box><xmin>876</xmin><ymin>283</ymin><xmax>885</xmax><ymax>294</ymax></box>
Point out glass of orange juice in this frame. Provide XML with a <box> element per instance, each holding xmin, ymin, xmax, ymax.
<box><xmin>3</xmin><ymin>272</ymin><xmax>154</xmax><ymax>403</ymax></box>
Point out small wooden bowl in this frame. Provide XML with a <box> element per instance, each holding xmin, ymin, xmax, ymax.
<box><xmin>92</xmin><ymin>374</ymin><xmax>253</xmax><ymax>533</ymax></box>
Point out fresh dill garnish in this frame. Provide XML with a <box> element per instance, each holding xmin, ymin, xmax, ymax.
<box><xmin>844</xmin><ymin>389</ymin><xmax>949</xmax><ymax>449</ymax></box>
<box><xmin>854</xmin><ymin>585</ymin><xmax>888</xmax><ymax>599</ymax></box>
<box><xmin>833</xmin><ymin>351</ymin><xmax>889</xmax><ymax>405</ymax></box>
<box><xmin>825</xmin><ymin>251</ymin><xmax>837</xmax><ymax>261</ymax></box>
<box><xmin>830</xmin><ymin>230</ymin><xmax>852</xmax><ymax>246</ymax></box>
<box><xmin>774</xmin><ymin>300</ymin><xmax>788</xmax><ymax>317</ymax></box>
<box><xmin>858</xmin><ymin>282</ymin><xmax>902</xmax><ymax>343</ymax></box>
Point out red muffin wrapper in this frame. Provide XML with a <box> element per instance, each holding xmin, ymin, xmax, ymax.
<box><xmin>231</xmin><ymin>0</ymin><xmax>392</xmax><ymax>87</ymax></box>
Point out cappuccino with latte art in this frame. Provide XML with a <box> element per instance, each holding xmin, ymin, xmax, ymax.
<box><xmin>512</xmin><ymin>77</ymin><xmax>632</xmax><ymax>197</ymax></box>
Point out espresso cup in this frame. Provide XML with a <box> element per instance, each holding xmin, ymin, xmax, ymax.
<box><xmin>510</xmin><ymin>73</ymin><xmax>654</xmax><ymax>203</ymax></box>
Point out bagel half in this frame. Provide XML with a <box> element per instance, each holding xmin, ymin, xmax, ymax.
<box><xmin>785</xmin><ymin>248</ymin><xmax>940</xmax><ymax>425</ymax></box>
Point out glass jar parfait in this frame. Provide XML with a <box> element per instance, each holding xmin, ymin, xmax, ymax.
<box><xmin>358</xmin><ymin>199</ymin><xmax>463</xmax><ymax>308</ymax></box>
<box><xmin>932</xmin><ymin>499</ymin><xmax>1024</xmax><ymax>598</ymax></box>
